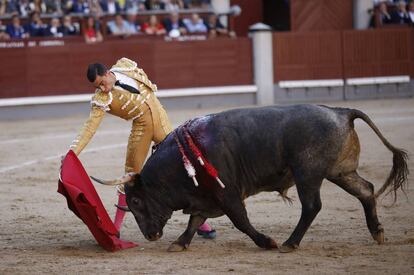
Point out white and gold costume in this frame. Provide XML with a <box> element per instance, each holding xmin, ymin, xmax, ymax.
<box><xmin>70</xmin><ymin>57</ymin><xmax>172</xmax><ymax>173</ymax></box>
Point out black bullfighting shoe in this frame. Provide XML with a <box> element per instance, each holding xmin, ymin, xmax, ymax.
<box><xmin>197</xmin><ymin>229</ymin><xmax>217</xmax><ymax>239</ymax></box>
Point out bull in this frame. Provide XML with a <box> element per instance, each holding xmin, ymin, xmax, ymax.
<box><xmin>94</xmin><ymin>104</ymin><xmax>408</xmax><ymax>252</ymax></box>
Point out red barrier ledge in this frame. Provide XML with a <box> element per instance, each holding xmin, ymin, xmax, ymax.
<box><xmin>58</xmin><ymin>150</ymin><xmax>137</xmax><ymax>252</ymax></box>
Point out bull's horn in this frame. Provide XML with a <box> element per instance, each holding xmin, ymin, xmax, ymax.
<box><xmin>90</xmin><ymin>172</ymin><xmax>137</xmax><ymax>186</ymax></box>
<box><xmin>90</xmin><ymin>176</ymin><xmax>119</xmax><ymax>185</ymax></box>
<box><xmin>115</xmin><ymin>204</ymin><xmax>131</xmax><ymax>212</ymax></box>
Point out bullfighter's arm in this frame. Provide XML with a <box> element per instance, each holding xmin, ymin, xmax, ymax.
<box><xmin>70</xmin><ymin>106</ymin><xmax>105</xmax><ymax>155</ymax></box>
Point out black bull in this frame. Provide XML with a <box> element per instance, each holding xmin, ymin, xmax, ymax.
<box><xmin>121</xmin><ymin>104</ymin><xmax>409</xmax><ymax>252</ymax></box>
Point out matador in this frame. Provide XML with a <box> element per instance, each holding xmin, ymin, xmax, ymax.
<box><xmin>68</xmin><ymin>57</ymin><xmax>216</xmax><ymax>238</ymax></box>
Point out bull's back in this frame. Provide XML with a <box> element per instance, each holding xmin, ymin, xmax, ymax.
<box><xmin>198</xmin><ymin>104</ymin><xmax>351</xmax><ymax>150</ymax></box>
<box><xmin>189</xmin><ymin>105</ymin><xmax>353</xmax><ymax>184</ymax></box>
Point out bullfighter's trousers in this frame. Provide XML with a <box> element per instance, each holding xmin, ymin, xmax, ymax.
<box><xmin>124</xmin><ymin>96</ymin><xmax>172</xmax><ymax>173</ymax></box>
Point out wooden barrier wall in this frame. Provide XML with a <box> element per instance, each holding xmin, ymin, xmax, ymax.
<box><xmin>273</xmin><ymin>27</ymin><xmax>414</xmax><ymax>81</ymax></box>
<box><xmin>230</xmin><ymin>0</ymin><xmax>263</xmax><ymax>36</ymax></box>
<box><xmin>0</xmin><ymin>37</ymin><xmax>253</xmax><ymax>98</ymax></box>
<box><xmin>343</xmin><ymin>28</ymin><xmax>413</xmax><ymax>78</ymax></box>
<box><xmin>273</xmin><ymin>31</ymin><xmax>343</xmax><ymax>81</ymax></box>
<box><xmin>290</xmin><ymin>0</ymin><xmax>353</xmax><ymax>31</ymax></box>
<box><xmin>1</xmin><ymin>28</ymin><xmax>412</xmax><ymax>99</ymax></box>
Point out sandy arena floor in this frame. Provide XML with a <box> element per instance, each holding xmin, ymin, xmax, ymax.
<box><xmin>0</xmin><ymin>98</ymin><xmax>413</xmax><ymax>274</ymax></box>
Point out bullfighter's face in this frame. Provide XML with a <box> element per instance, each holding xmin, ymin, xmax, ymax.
<box><xmin>93</xmin><ymin>71</ymin><xmax>116</xmax><ymax>93</ymax></box>
<box><xmin>124</xmin><ymin>177</ymin><xmax>171</xmax><ymax>242</ymax></box>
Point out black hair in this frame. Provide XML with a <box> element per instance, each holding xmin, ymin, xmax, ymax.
<box><xmin>86</xmin><ymin>63</ymin><xmax>107</xmax><ymax>83</ymax></box>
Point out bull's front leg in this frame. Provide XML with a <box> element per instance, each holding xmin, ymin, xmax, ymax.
<box><xmin>167</xmin><ymin>215</ymin><xmax>206</xmax><ymax>252</ymax></box>
<box><xmin>219</xmin><ymin>197</ymin><xmax>278</xmax><ymax>249</ymax></box>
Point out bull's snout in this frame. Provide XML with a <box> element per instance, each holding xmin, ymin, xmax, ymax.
<box><xmin>145</xmin><ymin>232</ymin><xmax>162</xmax><ymax>241</ymax></box>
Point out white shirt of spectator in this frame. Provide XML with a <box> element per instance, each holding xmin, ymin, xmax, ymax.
<box><xmin>373</xmin><ymin>0</ymin><xmax>393</xmax><ymax>4</ymax></box>
<box><xmin>108</xmin><ymin>2</ymin><xmax>117</xmax><ymax>14</ymax></box>
<box><xmin>111</xmin><ymin>71</ymin><xmax>139</xmax><ymax>91</ymax></box>
<box><xmin>19</xmin><ymin>3</ymin><xmax>30</xmax><ymax>17</ymax></box>
<box><xmin>409</xmin><ymin>11</ymin><xmax>414</xmax><ymax>22</ymax></box>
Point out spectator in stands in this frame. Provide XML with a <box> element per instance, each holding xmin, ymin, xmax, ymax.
<box><xmin>163</xmin><ymin>0</ymin><xmax>184</xmax><ymax>12</ymax></box>
<box><xmin>100</xmin><ymin>0</ymin><xmax>121</xmax><ymax>14</ymax></box>
<box><xmin>184</xmin><ymin>0</ymin><xmax>210</xmax><ymax>9</ymax></box>
<box><xmin>107</xmin><ymin>13</ymin><xmax>134</xmax><ymax>36</ymax></box>
<box><xmin>145</xmin><ymin>0</ymin><xmax>164</xmax><ymax>10</ymax></box>
<box><xmin>163</xmin><ymin>11</ymin><xmax>187</xmax><ymax>37</ymax></box>
<box><xmin>124</xmin><ymin>0</ymin><xmax>146</xmax><ymax>13</ymax></box>
<box><xmin>70</xmin><ymin>0</ymin><xmax>90</xmax><ymax>13</ymax></box>
<box><xmin>58</xmin><ymin>14</ymin><xmax>79</xmax><ymax>35</ymax></box>
<box><xmin>377</xmin><ymin>1</ymin><xmax>393</xmax><ymax>26</ymax></box>
<box><xmin>30</xmin><ymin>0</ymin><xmax>47</xmax><ymax>14</ymax></box>
<box><xmin>125</xmin><ymin>11</ymin><xmax>141</xmax><ymax>33</ymax></box>
<box><xmin>83</xmin><ymin>15</ymin><xmax>103</xmax><ymax>43</ymax></box>
<box><xmin>6</xmin><ymin>14</ymin><xmax>29</xmax><ymax>38</ymax></box>
<box><xmin>373</xmin><ymin>0</ymin><xmax>393</xmax><ymax>5</ymax></box>
<box><xmin>17</xmin><ymin>0</ymin><xmax>32</xmax><ymax>16</ymax></box>
<box><xmin>45</xmin><ymin>17</ymin><xmax>63</xmax><ymax>37</ymax></box>
<box><xmin>89</xmin><ymin>0</ymin><xmax>104</xmax><ymax>16</ymax></box>
<box><xmin>206</xmin><ymin>13</ymin><xmax>229</xmax><ymax>38</ymax></box>
<box><xmin>391</xmin><ymin>0</ymin><xmax>411</xmax><ymax>24</ymax></box>
<box><xmin>44</xmin><ymin>0</ymin><xmax>63</xmax><ymax>14</ymax></box>
<box><xmin>62</xmin><ymin>0</ymin><xmax>74</xmax><ymax>13</ymax></box>
<box><xmin>142</xmin><ymin>14</ymin><xmax>166</xmax><ymax>35</ymax></box>
<box><xmin>0</xmin><ymin>0</ymin><xmax>19</xmax><ymax>16</ymax></box>
<box><xmin>25</xmin><ymin>11</ymin><xmax>48</xmax><ymax>37</ymax></box>
<box><xmin>183</xmin><ymin>13</ymin><xmax>207</xmax><ymax>33</ymax></box>
<box><xmin>0</xmin><ymin>19</ymin><xmax>11</xmax><ymax>39</ymax></box>
<box><xmin>408</xmin><ymin>1</ymin><xmax>414</xmax><ymax>25</ymax></box>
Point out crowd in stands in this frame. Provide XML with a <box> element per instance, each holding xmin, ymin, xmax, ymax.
<box><xmin>0</xmin><ymin>11</ymin><xmax>80</xmax><ymax>39</ymax></box>
<box><xmin>0</xmin><ymin>0</ymin><xmax>236</xmax><ymax>41</ymax></box>
<box><xmin>370</xmin><ymin>0</ymin><xmax>414</xmax><ymax>27</ymax></box>
<box><xmin>0</xmin><ymin>0</ymin><xmax>211</xmax><ymax>16</ymax></box>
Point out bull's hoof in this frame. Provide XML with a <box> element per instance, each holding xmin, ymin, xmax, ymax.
<box><xmin>268</xmin><ymin>238</ymin><xmax>278</xmax><ymax>249</ymax></box>
<box><xmin>279</xmin><ymin>244</ymin><xmax>298</xmax><ymax>253</ymax></box>
<box><xmin>259</xmin><ymin>236</ymin><xmax>278</xmax><ymax>249</ymax></box>
<box><xmin>167</xmin><ymin>242</ymin><xmax>186</xmax><ymax>252</ymax></box>
<box><xmin>372</xmin><ymin>228</ymin><xmax>385</xmax><ymax>245</ymax></box>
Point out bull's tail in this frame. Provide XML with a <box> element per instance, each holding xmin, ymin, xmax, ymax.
<box><xmin>350</xmin><ymin>110</ymin><xmax>409</xmax><ymax>203</ymax></box>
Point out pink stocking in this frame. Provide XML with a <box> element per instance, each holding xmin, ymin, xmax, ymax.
<box><xmin>114</xmin><ymin>193</ymin><xmax>127</xmax><ymax>232</ymax></box>
<box><xmin>198</xmin><ymin>222</ymin><xmax>212</xmax><ymax>232</ymax></box>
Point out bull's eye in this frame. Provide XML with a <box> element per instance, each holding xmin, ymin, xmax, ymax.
<box><xmin>132</xmin><ymin>198</ymin><xmax>140</xmax><ymax>206</ymax></box>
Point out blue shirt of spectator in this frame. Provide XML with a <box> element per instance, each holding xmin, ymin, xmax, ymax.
<box><xmin>1</xmin><ymin>0</ymin><xmax>19</xmax><ymax>15</ymax></box>
<box><xmin>125</xmin><ymin>12</ymin><xmax>141</xmax><ymax>33</ymax></box>
<box><xmin>107</xmin><ymin>14</ymin><xmax>130</xmax><ymax>34</ymax></box>
<box><xmin>6</xmin><ymin>15</ymin><xmax>28</xmax><ymax>38</ymax></box>
<box><xmin>71</xmin><ymin>0</ymin><xmax>90</xmax><ymax>13</ymax></box>
<box><xmin>163</xmin><ymin>12</ymin><xmax>187</xmax><ymax>34</ymax></box>
<box><xmin>183</xmin><ymin>13</ymin><xmax>207</xmax><ymax>33</ymax></box>
<box><xmin>24</xmin><ymin>12</ymin><xmax>48</xmax><ymax>37</ymax></box>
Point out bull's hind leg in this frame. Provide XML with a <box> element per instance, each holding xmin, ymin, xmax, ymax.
<box><xmin>167</xmin><ymin>215</ymin><xmax>206</xmax><ymax>252</ymax></box>
<box><xmin>280</xmin><ymin>178</ymin><xmax>323</xmax><ymax>253</ymax></box>
<box><xmin>328</xmin><ymin>171</ymin><xmax>384</xmax><ymax>244</ymax></box>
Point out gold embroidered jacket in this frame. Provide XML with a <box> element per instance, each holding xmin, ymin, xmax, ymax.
<box><xmin>70</xmin><ymin>57</ymin><xmax>170</xmax><ymax>155</ymax></box>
